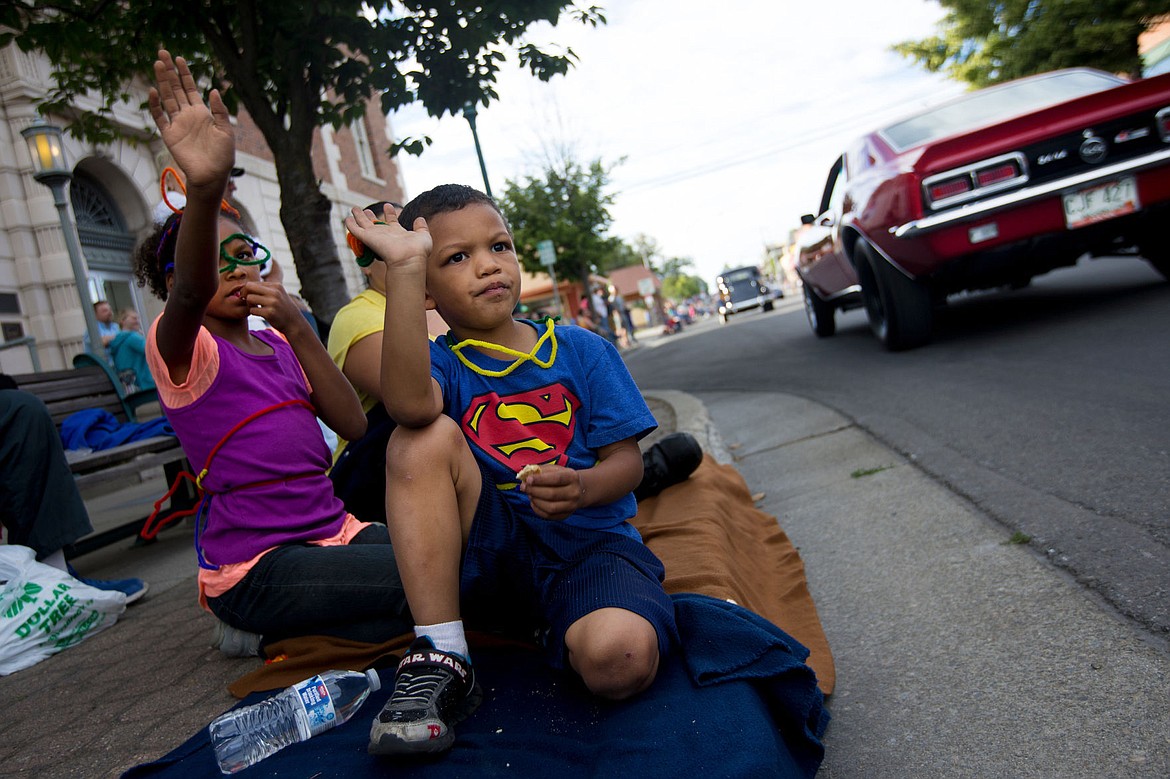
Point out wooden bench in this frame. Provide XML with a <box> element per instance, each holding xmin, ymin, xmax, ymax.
<box><xmin>11</xmin><ymin>362</ymin><xmax>196</xmax><ymax>556</ymax></box>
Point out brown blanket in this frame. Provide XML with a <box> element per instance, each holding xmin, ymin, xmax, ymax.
<box><xmin>230</xmin><ymin>455</ymin><xmax>834</xmax><ymax>697</ymax></box>
<box><xmin>639</xmin><ymin>455</ymin><xmax>834</xmax><ymax>693</ymax></box>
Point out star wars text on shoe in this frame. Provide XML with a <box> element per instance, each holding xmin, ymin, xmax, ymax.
<box><xmin>368</xmin><ymin>637</ymin><xmax>483</xmax><ymax>755</ymax></box>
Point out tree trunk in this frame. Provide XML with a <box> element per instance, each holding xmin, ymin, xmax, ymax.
<box><xmin>270</xmin><ymin>144</ymin><xmax>351</xmax><ymax>326</ymax></box>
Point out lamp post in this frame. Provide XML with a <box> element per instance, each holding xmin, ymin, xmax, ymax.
<box><xmin>20</xmin><ymin>118</ymin><xmax>104</xmax><ymax>358</ymax></box>
<box><xmin>462</xmin><ymin>102</ymin><xmax>492</xmax><ymax>197</ymax></box>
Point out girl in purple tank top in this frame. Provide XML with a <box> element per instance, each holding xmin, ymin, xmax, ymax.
<box><xmin>128</xmin><ymin>51</ymin><xmax>412</xmax><ymax>655</ymax></box>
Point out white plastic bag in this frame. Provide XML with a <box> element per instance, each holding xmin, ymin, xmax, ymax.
<box><xmin>0</xmin><ymin>545</ymin><xmax>126</xmax><ymax>676</ymax></box>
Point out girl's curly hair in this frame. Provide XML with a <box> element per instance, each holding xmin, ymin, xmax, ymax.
<box><xmin>132</xmin><ymin>214</ymin><xmax>179</xmax><ymax>301</ymax></box>
<box><xmin>132</xmin><ymin>210</ymin><xmax>244</xmax><ymax>301</ymax></box>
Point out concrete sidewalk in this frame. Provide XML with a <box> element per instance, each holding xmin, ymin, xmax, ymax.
<box><xmin>2</xmin><ymin>389</ymin><xmax>1168</xmax><ymax>777</ymax></box>
<box><xmin>680</xmin><ymin>389</ymin><xmax>1170</xmax><ymax>778</ymax></box>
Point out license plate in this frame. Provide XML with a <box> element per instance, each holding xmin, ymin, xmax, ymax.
<box><xmin>1062</xmin><ymin>177</ymin><xmax>1139</xmax><ymax>229</ymax></box>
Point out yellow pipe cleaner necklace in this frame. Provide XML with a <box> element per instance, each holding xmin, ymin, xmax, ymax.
<box><xmin>448</xmin><ymin>317</ymin><xmax>557</xmax><ymax>377</ymax></box>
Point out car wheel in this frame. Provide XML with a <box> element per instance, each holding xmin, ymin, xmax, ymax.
<box><xmin>856</xmin><ymin>242</ymin><xmax>932</xmax><ymax>351</ymax></box>
<box><xmin>762</xmin><ymin>299</ymin><xmax>774</xmax><ymax>312</ymax></box>
<box><xmin>802</xmin><ymin>281</ymin><xmax>836</xmax><ymax>337</ymax></box>
<box><xmin>1139</xmin><ymin>241</ymin><xmax>1170</xmax><ymax>281</ymax></box>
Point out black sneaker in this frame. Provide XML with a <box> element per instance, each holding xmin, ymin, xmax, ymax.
<box><xmin>368</xmin><ymin>636</ymin><xmax>483</xmax><ymax>755</ymax></box>
<box><xmin>635</xmin><ymin>431</ymin><xmax>703</xmax><ymax>501</ymax></box>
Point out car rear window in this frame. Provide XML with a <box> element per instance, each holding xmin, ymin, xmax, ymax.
<box><xmin>880</xmin><ymin>70</ymin><xmax>1125</xmax><ymax>151</ymax></box>
<box><xmin>722</xmin><ymin>269</ymin><xmax>756</xmax><ymax>283</ymax></box>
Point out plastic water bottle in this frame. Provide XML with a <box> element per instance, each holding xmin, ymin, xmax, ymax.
<box><xmin>209</xmin><ymin>668</ymin><xmax>381</xmax><ymax>774</ymax></box>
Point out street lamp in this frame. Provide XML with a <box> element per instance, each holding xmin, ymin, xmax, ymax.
<box><xmin>462</xmin><ymin>102</ymin><xmax>492</xmax><ymax>197</ymax></box>
<box><xmin>20</xmin><ymin>118</ymin><xmax>104</xmax><ymax>358</ymax></box>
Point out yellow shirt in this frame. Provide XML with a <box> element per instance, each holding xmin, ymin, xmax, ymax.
<box><xmin>326</xmin><ymin>289</ymin><xmax>387</xmax><ymax>461</ymax></box>
<box><xmin>327</xmin><ymin>289</ymin><xmax>386</xmax><ymax>416</ymax></box>
<box><xmin>326</xmin><ymin>288</ymin><xmax>448</xmax><ymax>462</ymax></box>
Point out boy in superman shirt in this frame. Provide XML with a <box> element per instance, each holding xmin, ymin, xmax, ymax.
<box><xmin>345</xmin><ymin>185</ymin><xmax>677</xmax><ymax>756</ymax></box>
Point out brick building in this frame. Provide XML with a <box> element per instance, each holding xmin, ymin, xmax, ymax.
<box><xmin>0</xmin><ymin>43</ymin><xmax>406</xmax><ymax>374</ymax></box>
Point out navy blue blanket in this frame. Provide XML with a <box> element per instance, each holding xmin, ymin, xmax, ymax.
<box><xmin>124</xmin><ymin>593</ymin><xmax>828</xmax><ymax>778</ymax></box>
<box><xmin>60</xmin><ymin>408</ymin><xmax>173</xmax><ymax>451</ymax></box>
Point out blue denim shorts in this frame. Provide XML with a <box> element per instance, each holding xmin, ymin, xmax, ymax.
<box><xmin>460</xmin><ymin>471</ymin><xmax>678</xmax><ymax>668</ymax></box>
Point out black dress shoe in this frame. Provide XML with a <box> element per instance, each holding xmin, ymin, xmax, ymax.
<box><xmin>635</xmin><ymin>432</ymin><xmax>703</xmax><ymax>501</ymax></box>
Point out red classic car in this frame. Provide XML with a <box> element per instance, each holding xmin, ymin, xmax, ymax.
<box><xmin>796</xmin><ymin>68</ymin><xmax>1170</xmax><ymax>350</ymax></box>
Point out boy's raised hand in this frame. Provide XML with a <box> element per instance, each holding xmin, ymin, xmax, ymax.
<box><xmin>148</xmin><ymin>50</ymin><xmax>234</xmax><ymax>193</ymax></box>
<box><xmin>345</xmin><ymin>206</ymin><xmax>432</xmax><ymax>272</ymax></box>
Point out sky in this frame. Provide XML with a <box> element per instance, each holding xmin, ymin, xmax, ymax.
<box><xmin>389</xmin><ymin>0</ymin><xmax>968</xmax><ymax>287</ymax></box>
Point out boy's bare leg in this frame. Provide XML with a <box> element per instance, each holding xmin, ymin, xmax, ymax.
<box><xmin>564</xmin><ymin>607</ymin><xmax>660</xmax><ymax>700</ymax></box>
<box><xmin>371</xmin><ymin>415</ymin><xmax>484</xmax><ymax>756</ymax></box>
<box><xmin>384</xmin><ymin>415</ymin><xmax>481</xmax><ymax>624</ymax></box>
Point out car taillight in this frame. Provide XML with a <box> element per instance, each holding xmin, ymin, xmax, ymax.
<box><xmin>1157</xmin><ymin>107</ymin><xmax>1170</xmax><ymax>142</ymax></box>
<box><xmin>928</xmin><ymin>176</ymin><xmax>973</xmax><ymax>203</ymax></box>
<box><xmin>975</xmin><ymin>161</ymin><xmax>1020</xmax><ymax>187</ymax></box>
<box><xmin>923</xmin><ymin>152</ymin><xmax>1028</xmax><ymax>209</ymax></box>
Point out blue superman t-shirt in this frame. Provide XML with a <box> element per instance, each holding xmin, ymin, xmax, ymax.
<box><xmin>430</xmin><ymin>320</ymin><xmax>656</xmax><ymax>535</ymax></box>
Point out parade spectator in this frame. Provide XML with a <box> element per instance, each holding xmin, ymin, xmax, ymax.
<box><xmin>345</xmin><ymin>185</ymin><xmax>679</xmax><ymax>756</ymax></box>
<box><xmin>330</xmin><ymin>209</ymin><xmax>696</xmax><ymax>525</ymax></box>
<box><xmin>612</xmin><ymin>292</ymin><xmax>638</xmax><ymax>347</ymax></box>
<box><xmin>132</xmin><ymin>50</ymin><xmax>411</xmax><ymax>657</ymax></box>
<box><xmin>83</xmin><ymin>300</ymin><xmax>121</xmax><ymax>362</ymax></box>
<box><xmin>327</xmin><ymin>200</ymin><xmax>415</xmax><ymax>524</ymax></box>
<box><xmin>108</xmin><ymin>308</ymin><xmax>154</xmax><ymax>392</ymax></box>
<box><xmin>0</xmin><ymin>376</ymin><xmax>148</xmax><ymax>602</ymax></box>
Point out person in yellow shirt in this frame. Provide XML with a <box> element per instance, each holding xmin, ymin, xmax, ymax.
<box><xmin>327</xmin><ymin>201</ymin><xmax>448</xmax><ymax>522</ymax></box>
<box><xmin>327</xmin><ymin>201</ymin><xmax>702</xmax><ymax>526</ymax></box>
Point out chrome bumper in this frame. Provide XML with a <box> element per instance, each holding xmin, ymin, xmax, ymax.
<box><xmin>892</xmin><ymin>146</ymin><xmax>1170</xmax><ymax>239</ymax></box>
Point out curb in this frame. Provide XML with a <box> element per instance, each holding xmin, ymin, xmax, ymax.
<box><xmin>642</xmin><ymin>389</ymin><xmax>733</xmax><ymax>465</ymax></box>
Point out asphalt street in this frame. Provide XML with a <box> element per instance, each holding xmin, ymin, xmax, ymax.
<box><xmin>627</xmin><ymin>255</ymin><xmax>1170</xmax><ymax>644</ymax></box>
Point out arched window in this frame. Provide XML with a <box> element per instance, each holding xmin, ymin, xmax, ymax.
<box><xmin>70</xmin><ymin>170</ymin><xmax>135</xmax><ymax>272</ymax></box>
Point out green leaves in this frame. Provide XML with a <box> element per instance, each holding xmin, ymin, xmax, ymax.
<box><xmin>390</xmin><ymin>135</ymin><xmax>433</xmax><ymax>157</ymax></box>
<box><xmin>7</xmin><ymin>1</ymin><xmax>608</xmax><ymax>319</ymax></box>
<box><xmin>7</xmin><ymin>1</ymin><xmax>606</xmax><ymax>139</ymax></box>
<box><xmin>499</xmin><ymin>156</ymin><xmax>620</xmax><ymax>284</ymax></box>
<box><xmin>893</xmin><ymin>0</ymin><xmax>1160</xmax><ymax>86</ymax></box>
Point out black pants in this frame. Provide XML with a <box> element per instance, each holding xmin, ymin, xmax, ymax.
<box><xmin>206</xmin><ymin>523</ymin><xmax>411</xmax><ymax>645</ymax></box>
<box><xmin>0</xmin><ymin>389</ymin><xmax>92</xmax><ymax>558</ymax></box>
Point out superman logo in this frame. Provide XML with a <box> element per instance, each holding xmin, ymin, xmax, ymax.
<box><xmin>461</xmin><ymin>383</ymin><xmax>581</xmax><ymax>473</ymax></box>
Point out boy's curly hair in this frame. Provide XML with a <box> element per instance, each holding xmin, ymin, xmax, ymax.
<box><xmin>132</xmin><ymin>210</ymin><xmax>244</xmax><ymax>301</ymax></box>
<box><xmin>397</xmin><ymin>185</ymin><xmax>506</xmax><ymax>231</ymax></box>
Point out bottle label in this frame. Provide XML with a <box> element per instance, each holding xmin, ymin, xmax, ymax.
<box><xmin>293</xmin><ymin>675</ymin><xmax>337</xmax><ymax>737</ymax></box>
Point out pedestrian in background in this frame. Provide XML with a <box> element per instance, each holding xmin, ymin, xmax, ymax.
<box><xmin>612</xmin><ymin>292</ymin><xmax>638</xmax><ymax>347</ymax></box>
<box><xmin>108</xmin><ymin>308</ymin><xmax>154</xmax><ymax>392</ymax></box>
<box><xmin>83</xmin><ymin>300</ymin><xmax>121</xmax><ymax>362</ymax></box>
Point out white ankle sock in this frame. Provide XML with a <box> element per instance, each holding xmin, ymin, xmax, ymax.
<box><xmin>41</xmin><ymin>549</ymin><xmax>68</xmax><ymax>572</ymax></box>
<box><xmin>414</xmin><ymin>620</ymin><xmax>469</xmax><ymax>661</ymax></box>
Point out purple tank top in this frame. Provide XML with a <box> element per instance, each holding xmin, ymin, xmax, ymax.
<box><xmin>162</xmin><ymin>328</ymin><xmax>346</xmax><ymax>565</ymax></box>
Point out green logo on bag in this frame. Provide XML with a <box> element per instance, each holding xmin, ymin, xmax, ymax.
<box><xmin>2</xmin><ymin>582</ymin><xmax>42</xmax><ymax>619</ymax></box>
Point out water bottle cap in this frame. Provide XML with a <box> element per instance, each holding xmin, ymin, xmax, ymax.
<box><xmin>365</xmin><ymin>668</ymin><xmax>381</xmax><ymax>692</ymax></box>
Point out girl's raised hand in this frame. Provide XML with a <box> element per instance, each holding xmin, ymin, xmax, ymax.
<box><xmin>148</xmin><ymin>50</ymin><xmax>234</xmax><ymax>193</ymax></box>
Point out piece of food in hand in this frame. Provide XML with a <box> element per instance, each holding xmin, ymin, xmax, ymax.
<box><xmin>515</xmin><ymin>464</ymin><xmax>543</xmax><ymax>481</ymax></box>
